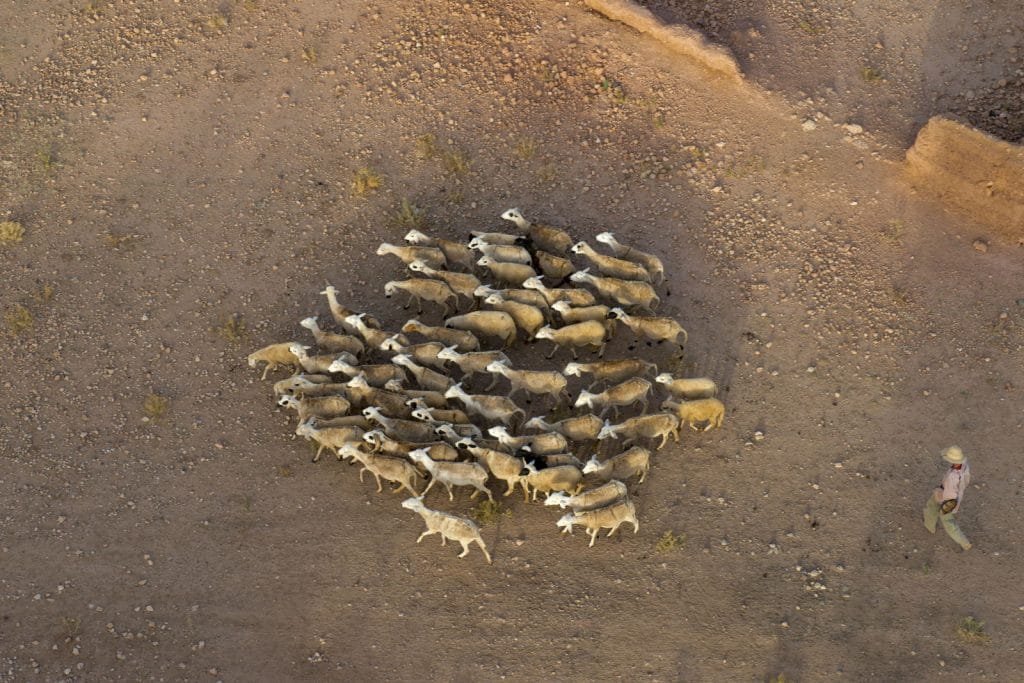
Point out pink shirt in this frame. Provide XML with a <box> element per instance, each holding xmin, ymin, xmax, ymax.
<box><xmin>937</xmin><ymin>463</ymin><xmax>971</xmax><ymax>512</ymax></box>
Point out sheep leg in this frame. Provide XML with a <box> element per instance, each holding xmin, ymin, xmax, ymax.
<box><xmin>357</xmin><ymin>468</ymin><xmax>367</xmax><ymax>483</ymax></box>
<box><xmin>607</xmin><ymin>521</ymin><xmax>622</xmax><ymax>537</ymax></box>
<box><xmin>596</xmin><ymin>342</ymin><xmax>606</xmax><ymax>358</ymax></box>
<box><xmin>469</xmin><ymin>488</ymin><xmax>479</xmax><ymax>500</ymax></box>
<box><xmin>588</xmin><ymin>529</ymin><xmax>598</xmax><ymax>547</ymax></box>
<box><xmin>477</xmin><ymin>540</ymin><xmax>492</xmax><ymax>564</ymax></box>
<box><xmin>504</xmin><ymin>480</ymin><xmax>517</xmax><ymax>496</ymax></box>
<box><xmin>545</xmin><ymin>344</ymin><xmax>559</xmax><ymax>359</ymax></box>
<box><xmin>446</xmin><ymin>483</ymin><xmax>455</xmax><ymax>501</ymax></box>
<box><xmin>480</xmin><ymin>483</ymin><xmax>494</xmax><ymax>502</ymax></box>
<box><xmin>261</xmin><ymin>363</ymin><xmax>272</xmax><ymax>380</ymax></box>
<box><xmin>373</xmin><ymin>473</ymin><xmax>384</xmax><ymax>493</ymax></box>
<box><xmin>422</xmin><ymin>479</ymin><xmax>437</xmax><ymax>496</ymax></box>
<box><xmin>569</xmin><ymin>346</ymin><xmax>579</xmax><ymax>360</ymax></box>
<box><xmin>658</xmin><ymin>433</ymin><xmax>669</xmax><ymax>450</ymax></box>
<box><xmin>458</xmin><ymin>541</ymin><xmax>471</xmax><ymax>558</ymax></box>
<box><xmin>417</xmin><ymin>529</ymin><xmax>436</xmax><ymax>543</ymax></box>
<box><xmin>632</xmin><ymin>519</ymin><xmax>640</xmax><ymax>533</ymax></box>
<box><xmin>312</xmin><ymin>445</ymin><xmax>324</xmax><ymax>463</ymax></box>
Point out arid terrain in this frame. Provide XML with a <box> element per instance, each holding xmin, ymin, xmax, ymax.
<box><xmin>1</xmin><ymin>1</ymin><xmax>1022</xmax><ymax>681</ymax></box>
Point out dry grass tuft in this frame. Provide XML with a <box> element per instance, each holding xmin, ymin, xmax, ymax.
<box><xmin>441</xmin><ymin>148</ymin><xmax>470</xmax><ymax>176</ymax></box>
<box><xmin>956</xmin><ymin>616</ymin><xmax>990</xmax><ymax>643</ymax></box>
<box><xmin>204</xmin><ymin>13</ymin><xmax>228</xmax><ymax>30</ymax></box>
<box><xmin>142</xmin><ymin>393</ymin><xmax>170</xmax><ymax>420</ymax></box>
<box><xmin>514</xmin><ymin>138</ymin><xmax>537</xmax><ymax>160</ymax></box>
<box><xmin>61</xmin><ymin>616</ymin><xmax>81</xmax><ymax>639</ymax></box>
<box><xmin>5</xmin><ymin>305</ymin><xmax>33</xmax><ymax>336</ymax></box>
<box><xmin>351</xmin><ymin>167</ymin><xmax>383</xmax><ymax>196</ymax></box>
<box><xmin>0</xmin><ymin>220</ymin><xmax>25</xmax><ymax>245</ymax></box>
<box><xmin>861</xmin><ymin>66</ymin><xmax>884</xmax><ymax>83</ymax></box>
<box><xmin>212</xmin><ymin>314</ymin><xmax>247</xmax><ymax>343</ymax></box>
<box><xmin>472</xmin><ymin>499</ymin><xmax>511</xmax><ymax>526</ymax></box>
<box><xmin>102</xmin><ymin>231</ymin><xmax>136</xmax><ymax>250</ymax></box>
<box><xmin>654</xmin><ymin>531</ymin><xmax>686</xmax><ymax>552</ymax></box>
<box><xmin>301</xmin><ymin>46</ymin><xmax>317</xmax><ymax>64</ymax></box>
<box><xmin>415</xmin><ymin>133</ymin><xmax>439</xmax><ymax>160</ymax></box>
<box><xmin>35</xmin><ymin>284</ymin><xmax>55</xmax><ymax>303</ymax></box>
<box><xmin>392</xmin><ymin>198</ymin><xmax>428</xmax><ymax>229</ymax></box>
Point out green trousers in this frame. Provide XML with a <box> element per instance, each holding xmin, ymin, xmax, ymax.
<box><xmin>923</xmin><ymin>496</ymin><xmax>971</xmax><ymax>549</ymax></box>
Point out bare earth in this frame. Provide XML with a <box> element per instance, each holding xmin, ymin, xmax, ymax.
<box><xmin>1</xmin><ymin>1</ymin><xmax>1022</xmax><ymax>681</ymax></box>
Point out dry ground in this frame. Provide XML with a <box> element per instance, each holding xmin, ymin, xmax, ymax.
<box><xmin>1</xmin><ymin>1</ymin><xmax>1022</xmax><ymax>681</ymax></box>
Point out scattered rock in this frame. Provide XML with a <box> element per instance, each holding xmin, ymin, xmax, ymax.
<box><xmin>801</xmin><ymin>119</ymin><xmax>817</xmax><ymax>132</ymax></box>
<box><xmin>972</xmin><ymin>238</ymin><xmax>988</xmax><ymax>253</ymax></box>
<box><xmin>841</xmin><ymin>123</ymin><xmax>864</xmax><ymax>135</ymax></box>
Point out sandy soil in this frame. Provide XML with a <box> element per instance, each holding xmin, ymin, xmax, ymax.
<box><xmin>1</xmin><ymin>1</ymin><xmax>1022</xmax><ymax>681</ymax></box>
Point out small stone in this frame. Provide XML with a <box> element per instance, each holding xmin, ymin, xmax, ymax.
<box><xmin>841</xmin><ymin>123</ymin><xmax>864</xmax><ymax>135</ymax></box>
<box><xmin>972</xmin><ymin>238</ymin><xmax>988</xmax><ymax>253</ymax></box>
<box><xmin>801</xmin><ymin>119</ymin><xmax>817</xmax><ymax>132</ymax></box>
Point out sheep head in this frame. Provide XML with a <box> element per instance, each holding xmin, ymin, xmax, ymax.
<box><xmin>400</xmin><ymin>496</ymin><xmax>425</xmax><ymax>511</ymax></box>
<box><xmin>544</xmin><ymin>492</ymin><xmax>571</xmax><ymax>508</ymax></box>
<box><xmin>563</xmin><ymin>362</ymin><xmax>581</xmax><ymax>376</ymax></box>
<box><xmin>570</xmin><ymin>241</ymin><xmax>587</xmax><ymax>254</ymax></box>
<box><xmin>555</xmin><ymin>513</ymin><xmax>576</xmax><ymax>533</ymax></box>
<box><xmin>654</xmin><ymin>373</ymin><xmax>674</xmax><ymax>384</ymax></box>
<box><xmin>581</xmin><ymin>455</ymin><xmax>601</xmax><ymax>474</ymax></box>
<box><xmin>573</xmin><ymin>391</ymin><xmax>594</xmax><ymax>409</ymax></box>
<box><xmin>607</xmin><ymin>307</ymin><xmax>626</xmax><ymax>320</ymax></box>
<box><xmin>597</xmin><ymin>420</ymin><xmax>618</xmax><ymax>440</ymax></box>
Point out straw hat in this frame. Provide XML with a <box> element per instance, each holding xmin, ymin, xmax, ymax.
<box><xmin>942</xmin><ymin>446</ymin><xmax>965</xmax><ymax>464</ymax></box>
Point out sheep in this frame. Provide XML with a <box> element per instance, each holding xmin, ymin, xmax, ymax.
<box><xmin>468</xmin><ymin>230</ymin><xmax>523</xmax><ymax>246</ymax></box>
<box><xmin>468</xmin><ymin>238</ymin><xmax>533</xmax><ymax>265</ymax></box>
<box><xmin>661</xmin><ymin>398</ymin><xmax>725</xmax><ymax>432</ymax></box>
<box><xmin>307</xmin><ymin>414</ymin><xmax>372</xmax><ymax>430</ymax></box>
<box><xmin>598</xmin><ymin>413</ymin><xmax>680</xmax><ymax>450</ymax></box>
<box><xmin>563</xmin><ymin>359</ymin><xmax>658</xmax><ymax>391</ymax></box>
<box><xmin>444</xmin><ymin>382</ymin><xmax>525</xmax><ymax>429</ymax></box>
<box><xmin>410</xmin><ymin>405</ymin><xmax>472</xmax><ymax>425</ymax></box>
<box><xmin>607</xmin><ymin>307</ymin><xmax>687</xmax><ymax>352</ymax></box>
<box><xmin>486</xmin><ymin>426</ymin><xmax>568</xmax><ymax>455</ymax></box>
<box><xmin>582</xmin><ymin>446</ymin><xmax>651</xmax><ymax>484</ymax></box>
<box><xmin>320</xmin><ymin>284</ymin><xmax>381</xmax><ymax>332</ymax></box>
<box><xmin>555</xmin><ymin>499</ymin><xmax>639</xmax><ymax>546</ymax></box>
<box><xmin>288</xmin><ymin>344</ymin><xmax>357</xmax><ymax>375</ymax></box>
<box><xmin>376</xmin><ymin>242</ymin><xmax>446</xmax><ymax>269</ymax></box>
<box><xmin>362</xmin><ymin>406</ymin><xmax>438</xmax><ymax>443</ymax></box>
<box><xmin>401</xmin><ymin>497</ymin><xmax>492</xmax><ymax>563</ymax></box>
<box><xmin>551</xmin><ymin>301</ymin><xmax>614</xmax><ymax>336</ymax></box>
<box><xmin>520</xmin><ymin>462</ymin><xmax>583</xmax><ymax>502</ymax></box>
<box><xmin>534</xmin><ymin>321</ymin><xmax>607</xmax><ymax>359</ymax></box>
<box><xmin>408</xmin><ymin>449</ymin><xmax>493</xmax><ymax>502</ymax></box>
<box><xmin>574</xmin><ymin>377</ymin><xmax>653</xmax><ymax>418</ymax></box>
<box><xmin>482</xmin><ymin>293</ymin><xmax>545</xmax><ymax>340</ymax></box>
<box><xmin>456</xmin><ymin>439</ymin><xmax>526</xmax><ymax>497</ymax></box>
<box><xmin>520</xmin><ymin>450</ymin><xmax>583</xmax><ymax>469</ymax></box>
<box><xmin>390</xmin><ymin>354</ymin><xmax>453</xmax><ymax>392</ymax></box>
<box><xmin>544</xmin><ymin>480</ymin><xmax>629</xmax><ymax>511</ymax></box>
<box><xmin>571</xmin><ymin>241</ymin><xmax>653</xmax><ymax>282</ymax></box>
<box><xmin>407</xmin><ymin>260</ymin><xmax>480</xmax><ymax>304</ymax></box>
<box><xmin>444</xmin><ymin>310</ymin><xmax>517</xmax><ymax>347</ymax></box>
<box><xmin>299</xmin><ymin>317</ymin><xmax>366</xmax><ymax>358</ymax></box>
<box><xmin>337</xmin><ymin>444</ymin><xmax>422</xmax><ymax>496</ymax></box>
<box><xmin>594</xmin><ymin>232</ymin><xmax>665</xmax><ymax>284</ymax></box>
<box><xmin>654</xmin><ymin>373</ymin><xmax>718</xmax><ymax>399</ymax></box>
<box><xmin>435</xmin><ymin>345</ymin><xmax>511</xmax><ymax>389</ymax></box>
<box><xmin>403</xmin><ymin>230</ymin><xmax>474</xmax><ymax>271</ymax></box>
<box><xmin>472</xmin><ymin>284</ymin><xmax>550</xmax><ymax>310</ymax></box>
<box><xmin>343</xmin><ymin>375</ymin><xmax>416</xmax><ymax>418</ymax></box>
<box><xmin>379</xmin><ymin>336</ymin><xmax>447</xmax><ymax>371</ymax></box>
<box><xmin>327</xmin><ymin>357</ymin><xmax>406</xmax><ymax>388</ymax></box>
<box><xmin>570</xmin><ymin>269</ymin><xmax>660</xmax><ymax>312</ymax></box>
<box><xmin>523</xmin><ymin>414</ymin><xmax>604</xmax><ymax>442</ymax></box>
<box><xmin>384</xmin><ymin>279</ymin><xmax>458</xmax><ymax>316</ymax></box>
<box><xmin>476</xmin><ymin>256</ymin><xmax>537</xmax><ymax>287</ymax></box>
<box><xmin>295</xmin><ymin>421</ymin><xmax>365</xmax><ymax>462</ymax></box>
<box><xmin>362</xmin><ymin>430</ymin><xmax>459</xmax><ymax>462</ymax></box>
<box><xmin>401</xmin><ymin>319</ymin><xmax>480</xmax><ymax>352</ymax></box>
<box><xmin>345</xmin><ymin>313</ymin><xmax>410</xmax><ymax>351</ymax></box>
<box><xmin>247</xmin><ymin>342</ymin><xmax>300</xmax><ymax>380</ymax></box>
<box><xmin>277</xmin><ymin>394</ymin><xmax>351</xmax><ymax>423</ymax></box>
<box><xmin>533</xmin><ymin>250</ymin><xmax>575</xmax><ymax>283</ymax></box>
<box><xmin>484</xmin><ymin>361</ymin><xmax>569</xmax><ymax>402</ymax></box>
<box><xmin>501</xmin><ymin>208</ymin><xmax>573</xmax><ymax>254</ymax></box>
<box><xmin>272</xmin><ymin>373</ymin><xmax>332</xmax><ymax>398</ymax></box>
<box><xmin>522</xmin><ymin>276</ymin><xmax>596</xmax><ymax>307</ymax></box>
<box><xmin>388</xmin><ymin>382</ymin><xmax>447</xmax><ymax>408</ymax></box>
<box><xmin>289</xmin><ymin>380</ymin><xmax>352</xmax><ymax>398</ymax></box>
<box><xmin>434</xmin><ymin>422</ymin><xmax>486</xmax><ymax>444</ymax></box>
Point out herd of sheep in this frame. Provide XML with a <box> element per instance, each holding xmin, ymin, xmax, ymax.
<box><xmin>248</xmin><ymin>208</ymin><xmax>725</xmax><ymax>563</ymax></box>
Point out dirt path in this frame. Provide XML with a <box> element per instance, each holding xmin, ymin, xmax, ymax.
<box><xmin>1</xmin><ymin>1</ymin><xmax>1021</xmax><ymax>680</ymax></box>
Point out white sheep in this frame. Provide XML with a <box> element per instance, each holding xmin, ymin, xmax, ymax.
<box><xmin>555</xmin><ymin>499</ymin><xmax>639</xmax><ymax>547</ymax></box>
<box><xmin>327</xmin><ymin>357</ymin><xmax>406</xmax><ymax>388</ymax></box>
<box><xmin>476</xmin><ymin>255</ymin><xmax>538</xmax><ymax>287</ymax></box>
<box><xmin>295</xmin><ymin>421</ymin><xmax>365</xmax><ymax>462</ymax></box>
<box><xmin>392</xmin><ymin>384</ymin><xmax>447</xmax><ymax>408</ymax></box>
<box><xmin>594</xmin><ymin>232</ymin><xmax>665</xmax><ymax>284</ymax></box>
<box><xmin>484</xmin><ymin>361</ymin><xmax>569</xmax><ymax>402</ymax></box>
<box><xmin>247</xmin><ymin>342</ymin><xmax>300</xmax><ymax>380</ymax></box>
<box><xmin>472</xmin><ymin>284</ymin><xmax>550</xmax><ymax>310</ymax></box>
<box><xmin>403</xmin><ymin>230</ymin><xmax>475</xmax><ymax>271</ymax></box>
<box><xmin>391</xmin><ymin>354</ymin><xmax>453</xmax><ymax>392</ymax></box>
<box><xmin>384</xmin><ymin>279</ymin><xmax>458</xmax><ymax>316</ymax></box>
<box><xmin>563</xmin><ymin>359</ymin><xmax>657</xmax><ymax>391</ymax></box>
<box><xmin>482</xmin><ymin>293</ymin><xmax>546</xmax><ymax>340</ymax></box>
<box><xmin>288</xmin><ymin>344</ymin><xmax>357</xmax><ymax>375</ymax></box>
<box><xmin>433</xmin><ymin>422</ymin><xmax>486</xmax><ymax>444</ymax></box>
<box><xmin>534</xmin><ymin>250</ymin><xmax>575</xmax><ymax>283</ymax></box>
<box><xmin>468</xmin><ymin>238</ymin><xmax>533</xmax><ymax>265</ymax></box>
<box><xmin>486</xmin><ymin>426</ymin><xmax>568</xmax><ymax>455</ymax></box>
<box><xmin>337</xmin><ymin>443</ymin><xmax>422</xmax><ymax>496</ymax></box>
<box><xmin>379</xmin><ymin>336</ymin><xmax>448</xmax><ymax>371</ymax></box>
<box><xmin>551</xmin><ymin>300</ymin><xmax>614</xmax><ymax>336</ymax></box>
<box><xmin>299</xmin><ymin>317</ymin><xmax>366</xmax><ymax>358</ymax></box>
<box><xmin>523</xmin><ymin>414</ymin><xmax>604</xmax><ymax>442</ymax></box>
<box><xmin>277</xmin><ymin>394</ymin><xmax>351</xmax><ymax>423</ymax></box>
<box><xmin>407</xmin><ymin>401</ymin><xmax>471</xmax><ymax>425</ymax></box>
<box><xmin>500</xmin><ymin>208</ymin><xmax>573</xmax><ymax>254</ymax></box>
<box><xmin>544</xmin><ymin>480</ymin><xmax>629</xmax><ymax>511</ymax></box>
<box><xmin>534</xmin><ymin>321</ymin><xmax>607</xmax><ymax>359</ymax></box>
<box><xmin>582</xmin><ymin>446</ymin><xmax>651</xmax><ymax>483</ymax></box>
<box><xmin>407</xmin><ymin>260</ymin><xmax>480</xmax><ymax>304</ymax></box>
<box><xmin>607</xmin><ymin>307</ymin><xmax>687</xmax><ymax>352</ymax></box>
<box><xmin>444</xmin><ymin>383</ymin><xmax>526</xmax><ymax>429</ymax></box>
<box><xmin>361</xmin><ymin>430</ymin><xmax>459</xmax><ymax>462</ymax></box>
<box><xmin>408</xmin><ymin>449</ymin><xmax>493</xmax><ymax>502</ymax></box>
<box><xmin>376</xmin><ymin>242</ymin><xmax>446</xmax><ymax>269</ymax></box>
<box><xmin>444</xmin><ymin>310</ymin><xmax>518</xmax><ymax>347</ymax></box>
<box><xmin>362</xmin><ymin>406</ymin><xmax>438</xmax><ymax>443</ymax></box>
<box><xmin>468</xmin><ymin>229</ymin><xmax>523</xmax><ymax>245</ymax></box>
<box><xmin>344</xmin><ymin>313</ymin><xmax>409</xmax><ymax>351</ymax></box>
<box><xmin>320</xmin><ymin>284</ymin><xmax>381</xmax><ymax>332</ymax></box>
<box><xmin>654</xmin><ymin>373</ymin><xmax>718</xmax><ymax>399</ymax></box>
<box><xmin>571</xmin><ymin>241</ymin><xmax>653</xmax><ymax>282</ymax></box>
<box><xmin>272</xmin><ymin>373</ymin><xmax>331</xmax><ymax>398</ymax></box>
<box><xmin>520</xmin><ymin>462</ymin><xmax>584</xmax><ymax>502</ymax></box>
<box><xmin>570</xmin><ymin>269</ymin><xmax>660</xmax><ymax>313</ymax></box>
<box><xmin>401</xmin><ymin>497</ymin><xmax>492</xmax><ymax>563</ymax></box>
<box><xmin>401</xmin><ymin>319</ymin><xmax>480</xmax><ymax>352</ymax></box>
<box><xmin>455</xmin><ymin>438</ymin><xmax>526</xmax><ymax>498</ymax></box>
<box><xmin>598</xmin><ymin>413</ymin><xmax>680</xmax><ymax>450</ymax></box>
<box><xmin>435</xmin><ymin>345</ymin><xmax>511</xmax><ymax>389</ymax></box>
<box><xmin>574</xmin><ymin>377</ymin><xmax>652</xmax><ymax>418</ymax></box>
<box><xmin>343</xmin><ymin>375</ymin><xmax>415</xmax><ymax>418</ymax></box>
<box><xmin>661</xmin><ymin>398</ymin><xmax>725</xmax><ymax>432</ymax></box>
<box><xmin>522</xmin><ymin>276</ymin><xmax>596</xmax><ymax>307</ymax></box>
